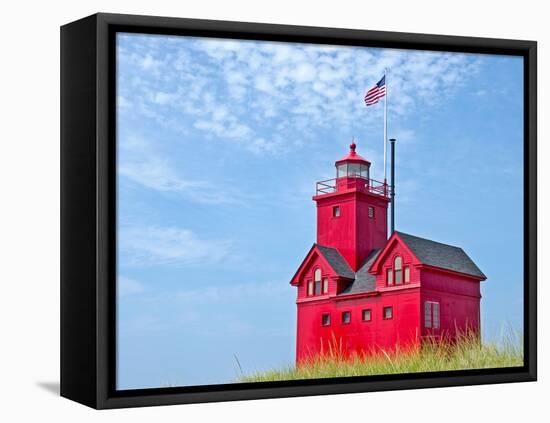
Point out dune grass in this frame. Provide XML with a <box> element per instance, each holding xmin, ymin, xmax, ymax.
<box><xmin>238</xmin><ymin>332</ymin><xmax>523</xmax><ymax>383</ymax></box>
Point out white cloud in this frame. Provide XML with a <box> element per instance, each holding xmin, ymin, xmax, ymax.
<box><xmin>118</xmin><ymin>135</ymin><xmax>247</xmax><ymax>205</ymax></box>
<box><xmin>119</xmin><ymin>225</ymin><xmax>232</xmax><ymax>267</ymax></box>
<box><xmin>118</xmin><ymin>35</ymin><xmax>482</xmax><ymax>157</ymax></box>
<box><xmin>141</xmin><ymin>54</ymin><xmax>160</xmax><ymax>70</ymax></box>
<box><xmin>118</xmin><ymin>276</ymin><xmax>146</xmax><ymax>296</ymax></box>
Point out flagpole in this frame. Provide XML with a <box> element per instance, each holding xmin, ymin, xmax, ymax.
<box><xmin>383</xmin><ymin>68</ymin><xmax>388</xmax><ymax>183</ymax></box>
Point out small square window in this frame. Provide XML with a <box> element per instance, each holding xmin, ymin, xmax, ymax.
<box><xmin>383</xmin><ymin>306</ymin><xmax>393</xmax><ymax>319</ymax></box>
<box><xmin>368</xmin><ymin>206</ymin><xmax>375</xmax><ymax>218</ymax></box>
<box><xmin>341</xmin><ymin>311</ymin><xmax>351</xmax><ymax>324</ymax></box>
<box><xmin>333</xmin><ymin>206</ymin><xmax>340</xmax><ymax>217</ymax></box>
<box><xmin>362</xmin><ymin>309</ymin><xmax>372</xmax><ymax>322</ymax></box>
<box><xmin>321</xmin><ymin>313</ymin><xmax>331</xmax><ymax>326</ymax></box>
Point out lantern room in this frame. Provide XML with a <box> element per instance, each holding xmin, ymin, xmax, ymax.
<box><xmin>315</xmin><ymin>142</ymin><xmax>389</xmax><ymax>198</ymax></box>
<box><xmin>335</xmin><ymin>142</ymin><xmax>371</xmax><ymax>180</ymax></box>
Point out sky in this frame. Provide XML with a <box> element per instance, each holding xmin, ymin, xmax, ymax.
<box><xmin>116</xmin><ymin>33</ymin><xmax>524</xmax><ymax>390</ymax></box>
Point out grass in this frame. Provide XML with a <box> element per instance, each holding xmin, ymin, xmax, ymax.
<box><xmin>238</xmin><ymin>331</ymin><xmax>523</xmax><ymax>383</ymax></box>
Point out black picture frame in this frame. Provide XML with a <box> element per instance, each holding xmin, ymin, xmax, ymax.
<box><xmin>60</xmin><ymin>12</ymin><xmax>537</xmax><ymax>409</ymax></box>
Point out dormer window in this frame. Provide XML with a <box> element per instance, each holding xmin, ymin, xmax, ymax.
<box><xmin>314</xmin><ymin>268</ymin><xmax>322</xmax><ymax>295</ymax></box>
<box><xmin>394</xmin><ymin>256</ymin><xmax>403</xmax><ymax>284</ymax></box>
<box><xmin>386</xmin><ymin>256</ymin><xmax>410</xmax><ymax>286</ymax></box>
<box><xmin>308</xmin><ymin>268</ymin><xmax>328</xmax><ymax>297</ymax></box>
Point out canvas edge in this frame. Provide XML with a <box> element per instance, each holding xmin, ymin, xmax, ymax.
<box><xmin>59</xmin><ymin>12</ymin><xmax>537</xmax><ymax>410</ymax></box>
<box><xmin>60</xmin><ymin>13</ymin><xmax>99</xmax><ymax>409</ymax></box>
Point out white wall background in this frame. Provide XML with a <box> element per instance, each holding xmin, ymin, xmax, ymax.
<box><xmin>0</xmin><ymin>0</ymin><xmax>546</xmax><ymax>420</ymax></box>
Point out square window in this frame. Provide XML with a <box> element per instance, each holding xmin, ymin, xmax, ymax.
<box><xmin>368</xmin><ymin>206</ymin><xmax>375</xmax><ymax>218</ymax></box>
<box><xmin>322</xmin><ymin>277</ymin><xmax>329</xmax><ymax>294</ymax></box>
<box><xmin>362</xmin><ymin>309</ymin><xmax>372</xmax><ymax>321</ymax></box>
<box><xmin>321</xmin><ymin>313</ymin><xmax>331</xmax><ymax>326</ymax></box>
<box><xmin>333</xmin><ymin>206</ymin><xmax>340</xmax><ymax>217</ymax></box>
<box><xmin>341</xmin><ymin>311</ymin><xmax>351</xmax><ymax>324</ymax></box>
<box><xmin>383</xmin><ymin>306</ymin><xmax>393</xmax><ymax>319</ymax></box>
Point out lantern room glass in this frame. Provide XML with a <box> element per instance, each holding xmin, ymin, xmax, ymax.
<box><xmin>337</xmin><ymin>164</ymin><xmax>347</xmax><ymax>178</ymax></box>
<box><xmin>336</xmin><ymin>163</ymin><xmax>369</xmax><ymax>179</ymax></box>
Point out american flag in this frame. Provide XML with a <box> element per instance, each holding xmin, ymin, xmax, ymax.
<box><xmin>364</xmin><ymin>75</ymin><xmax>386</xmax><ymax>106</ymax></box>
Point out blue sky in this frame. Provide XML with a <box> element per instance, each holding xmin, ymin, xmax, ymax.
<box><xmin>116</xmin><ymin>33</ymin><xmax>524</xmax><ymax>390</ymax></box>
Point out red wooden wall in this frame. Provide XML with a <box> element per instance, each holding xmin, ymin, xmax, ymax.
<box><xmin>296</xmin><ymin>289</ymin><xmax>421</xmax><ymax>362</ymax></box>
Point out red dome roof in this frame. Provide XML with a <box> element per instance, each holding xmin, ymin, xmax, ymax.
<box><xmin>335</xmin><ymin>142</ymin><xmax>371</xmax><ymax>165</ymax></box>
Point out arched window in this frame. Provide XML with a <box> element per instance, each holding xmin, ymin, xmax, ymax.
<box><xmin>394</xmin><ymin>256</ymin><xmax>403</xmax><ymax>284</ymax></box>
<box><xmin>314</xmin><ymin>268</ymin><xmax>322</xmax><ymax>295</ymax></box>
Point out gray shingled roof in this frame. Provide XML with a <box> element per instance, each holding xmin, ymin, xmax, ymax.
<box><xmin>315</xmin><ymin>244</ymin><xmax>355</xmax><ymax>279</ymax></box>
<box><xmin>306</xmin><ymin>232</ymin><xmax>484</xmax><ymax>295</ymax></box>
<box><xmin>396</xmin><ymin>231</ymin><xmax>486</xmax><ymax>279</ymax></box>
<box><xmin>339</xmin><ymin>249</ymin><xmax>381</xmax><ymax>295</ymax></box>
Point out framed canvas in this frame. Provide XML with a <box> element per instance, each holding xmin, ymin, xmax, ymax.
<box><xmin>60</xmin><ymin>12</ymin><xmax>537</xmax><ymax>409</ymax></box>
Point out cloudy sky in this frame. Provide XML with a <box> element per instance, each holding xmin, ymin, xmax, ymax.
<box><xmin>116</xmin><ymin>33</ymin><xmax>524</xmax><ymax>389</ymax></box>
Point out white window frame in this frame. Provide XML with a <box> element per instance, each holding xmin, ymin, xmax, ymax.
<box><xmin>362</xmin><ymin>309</ymin><xmax>372</xmax><ymax>322</ymax></box>
<box><xmin>394</xmin><ymin>256</ymin><xmax>403</xmax><ymax>284</ymax></box>
<box><xmin>314</xmin><ymin>268</ymin><xmax>322</xmax><ymax>295</ymax></box>
<box><xmin>424</xmin><ymin>301</ymin><xmax>440</xmax><ymax>329</ymax></box>
<box><xmin>322</xmin><ymin>277</ymin><xmax>329</xmax><ymax>294</ymax></box>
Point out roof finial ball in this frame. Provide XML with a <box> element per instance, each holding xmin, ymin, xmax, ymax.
<box><xmin>350</xmin><ymin>139</ymin><xmax>357</xmax><ymax>154</ymax></box>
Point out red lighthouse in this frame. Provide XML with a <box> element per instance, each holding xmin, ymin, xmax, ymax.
<box><xmin>290</xmin><ymin>143</ymin><xmax>486</xmax><ymax>362</ymax></box>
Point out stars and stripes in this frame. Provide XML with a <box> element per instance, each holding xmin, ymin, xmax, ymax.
<box><xmin>364</xmin><ymin>75</ymin><xmax>386</xmax><ymax>106</ymax></box>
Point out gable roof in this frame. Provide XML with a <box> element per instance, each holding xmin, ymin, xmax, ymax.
<box><xmin>290</xmin><ymin>243</ymin><xmax>355</xmax><ymax>285</ymax></box>
<box><xmin>395</xmin><ymin>231</ymin><xmax>486</xmax><ymax>279</ymax></box>
<box><xmin>339</xmin><ymin>249</ymin><xmax>380</xmax><ymax>295</ymax></box>
<box><xmin>316</xmin><ymin>244</ymin><xmax>355</xmax><ymax>279</ymax></box>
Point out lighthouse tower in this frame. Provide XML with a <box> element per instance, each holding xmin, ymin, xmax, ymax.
<box><xmin>314</xmin><ymin>142</ymin><xmax>390</xmax><ymax>271</ymax></box>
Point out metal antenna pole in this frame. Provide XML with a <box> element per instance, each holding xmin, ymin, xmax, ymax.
<box><xmin>390</xmin><ymin>138</ymin><xmax>396</xmax><ymax>234</ymax></box>
<box><xmin>383</xmin><ymin>68</ymin><xmax>388</xmax><ymax>184</ymax></box>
